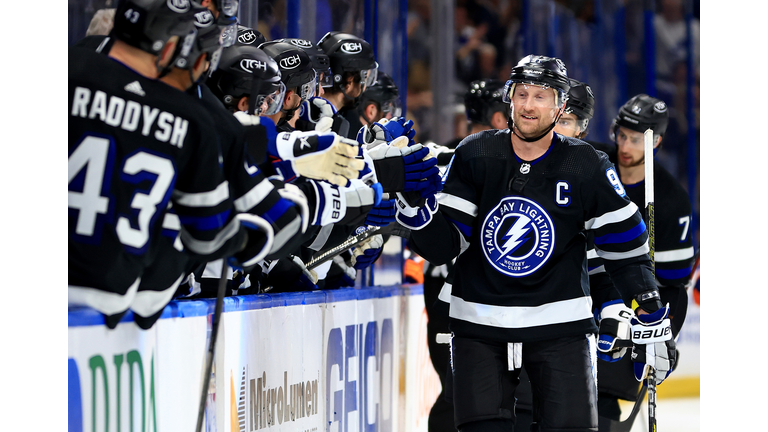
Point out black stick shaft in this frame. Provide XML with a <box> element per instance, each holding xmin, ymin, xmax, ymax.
<box><xmin>196</xmin><ymin>259</ymin><xmax>228</xmax><ymax>431</ymax></box>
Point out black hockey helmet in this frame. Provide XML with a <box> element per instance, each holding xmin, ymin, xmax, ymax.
<box><xmin>503</xmin><ymin>54</ymin><xmax>570</xmax><ymax>108</ymax></box>
<box><xmin>358</xmin><ymin>72</ymin><xmax>401</xmax><ymax>120</ymax></box>
<box><xmin>258</xmin><ymin>41</ymin><xmax>317</xmax><ymax>102</ymax></box>
<box><xmin>206</xmin><ymin>44</ymin><xmax>286</xmax><ymax>115</ymax></box>
<box><xmin>235</xmin><ymin>26</ymin><xmax>266</xmax><ymax>47</ymax></box>
<box><xmin>564</xmin><ymin>79</ymin><xmax>595</xmax><ymax>120</ymax></box>
<box><xmin>111</xmin><ymin>0</ymin><xmax>196</xmax><ymax>55</ymax></box>
<box><xmin>464</xmin><ymin>79</ymin><xmax>509</xmax><ymax>125</ymax></box>
<box><xmin>610</xmin><ymin>94</ymin><xmax>669</xmax><ymax>140</ymax></box>
<box><xmin>317</xmin><ymin>31</ymin><xmax>378</xmax><ymax>91</ymax></box>
<box><xmin>279</xmin><ymin>38</ymin><xmax>333</xmax><ymax>90</ymax></box>
<box><xmin>172</xmin><ymin>6</ymin><xmax>224</xmax><ymax>72</ymax></box>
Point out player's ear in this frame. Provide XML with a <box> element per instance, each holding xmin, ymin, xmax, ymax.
<box><xmin>654</xmin><ymin>135</ymin><xmax>662</xmax><ymax>148</ymax></box>
<box><xmin>491</xmin><ymin>111</ymin><xmax>507</xmax><ymax>129</ymax></box>
<box><xmin>366</xmin><ymin>103</ymin><xmax>378</xmax><ymax>122</ymax></box>
<box><xmin>237</xmin><ymin>96</ymin><xmax>250</xmax><ymax>112</ymax></box>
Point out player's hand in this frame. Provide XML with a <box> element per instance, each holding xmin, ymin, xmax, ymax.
<box><xmin>596</xmin><ymin>301</ymin><xmax>633</xmax><ymax>362</ymax></box>
<box><xmin>629</xmin><ymin>304</ymin><xmax>676</xmax><ymax>385</ymax></box>
<box><xmin>300</xmin><ymin>97</ymin><xmax>337</xmax><ymax>133</ymax></box>
<box><xmin>339</xmin><ymin>181</ymin><xmax>382</xmax><ymax>227</ymax></box>
<box><xmin>230</xmin><ymin>213</ymin><xmax>275</xmax><ymax>271</ymax></box>
<box><xmin>351</xmin><ymin>234</ymin><xmax>384</xmax><ymax>270</ymax></box>
<box><xmin>395</xmin><ymin>191</ymin><xmax>438</xmax><ymax>230</ymax></box>
<box><xmin>357</xmin><ymin>117</ymin><xmax>416</xmax><ymax>148</ymax></box>
<box><xmin>276</xmin><ymin>182</ymin><xmax>309</xmax><ymax>234</ymax></box>
<box><xmin>273</xmin><ymin>131</ymin><xmax>365</xmax><ymax>187</ymax></box>
<box><xmin>365</xmin><ymin>196</ymin><xmax>397</xmax><ymax>226</ymax></box>
<box><xmin>262</xmin><ymin>256</ymin><xmax>318</xmax><ymax>292</ymax></box>
<box><xmin>369</xmin><ymin>139</ymin><xmax>442</xmax><ymax>196</ymax></box>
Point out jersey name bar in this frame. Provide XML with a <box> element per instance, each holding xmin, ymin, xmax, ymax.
<box><xmin>70</xmin><ymin>86</ymin><xmax>189</xmax><ymax>148</ymax></box>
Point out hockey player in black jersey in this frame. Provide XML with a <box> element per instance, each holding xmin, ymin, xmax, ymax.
<box><xmin>68</xmin><ymin>0</ymin><xmax>272</xmax><ymax>328</ymax></box>
<box><xmin>397</xmin><ymin>55</ymin><xmax>674</xmax><ymax>432</ymax></box>
<box><xmin>258</xmin><ymin>41</ymin><xmax>318</xmax><ymax>133</ymax></box>
<box><xmin>317</xmin><ymin>32</ymin><xmax>379</xmax><ymax>139</ymax></box>
<box><xmin>589</xmin><ymin>94</ymin><xmax>694</xmax><ymax>429</ymax></box>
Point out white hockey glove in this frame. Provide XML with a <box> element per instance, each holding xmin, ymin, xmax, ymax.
<box><xmin>629</xmin><ymin>304</ymin><xmax>676</xmax><ymax>385</ymax></box>
<box><xmin>356</xmin><ymin>117</ymin><xmax>416</xmax><ymax>149</ymax></box>
<box><xmin>395</xmin><ymin>191</ymin><xmax>438</xmax><ymax>230</ymax></box>
<box><xmin>351</xmin><ymin>234</ymin><xmax>384</xmax><ymax>270</ymax></box>
<box><xmin>299</xmin><ymin>97</ymin><xmax>337</xmax><ymax>133</ymax></box>
<box><xmin>272</xmin><ymin>131</ymin><xmax>365</xmax><ymax>187</ymax></box>
<box><xmin>596</xmin><ymin>301</ymin><xmax>633</xmax><ymax>362</ymax></box>
<box><xmin>276</xmin><ymin>182</ymin><xmax>309</xmax><ymax>234</ymax></box>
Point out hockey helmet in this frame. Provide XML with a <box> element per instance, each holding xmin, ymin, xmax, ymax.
<box><xmin>111</xmin><ymin>0</ymin><xmax>197</xmax><ymax>55</ymax></box>
<box><xmin>172</xmin><ymin>6</ymin><xmax>225</xmax><ymax>72</ymax></box>
<box><xmin>464</xmin><ymin>79</ymin><xmax>509</xmax><ymax>126</ymax></box>
<box><xmin>280</xmin><ymin>38</ymin><xmax>334</xmax><ymax>90</ymax></box>
<box><xmin>317</xmin><ymin>32</ymin><xmax>378</xmax><ymax>91</ymax></box>
<box><xmin>258</xmin><ymin>41</ymin><xmax>317</xmax><ymax>102</ymax></box>
<box><xmin>235</xmin><ymin>26</ymin><xmax>266</xmax><ymax>47</ymax></box>
<box><xmin>503</xmin><ymin>55</ymin><xmax>570</xmax><ymax>108</ymax></box>
<box><xmin>610</xmin><ymin>94</ymin><xmax>669</xmax><ymax>140</ymax></box>
<box><xmin>358</xmin><ymin>72</ymin><xmax>401</xmax><ymax>119</ymax></box>
<box><xmin>207</xmin><ymin>44</ymin><xmax>286</xmax><ymax>115</ymax></box>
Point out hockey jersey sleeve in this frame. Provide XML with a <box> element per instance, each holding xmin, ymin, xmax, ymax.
<box><xmin>408</xmin><ymin>149</ymin><xmax>474</xmax><ymax>265</ymax></box>
<box><xmin>583</xmin><ymin>157</ymin><xmax>656</xmax><ymax>305</ymax></box>
<box><xmin>171</xmin><ymin>119</ymin><xmax>245</xmax><ymax>260</ymax></box>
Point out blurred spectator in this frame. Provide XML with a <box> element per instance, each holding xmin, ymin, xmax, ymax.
<box><xmin>654</xmin><ymin>0</ymin><xmax>699</xmax><ymax>84</ymax></box>
<box><xmin>497</xmin><ymin>0</ymin><xmax>523</xmax><ymax>82</ymax></box>
<box><xmin>454</xmin><ymin>0</ymin><xmax>497</xmax><ymax>84</ymax></box>
<box><xmin>85</xmin><ymin>8</ymin><xmax>115</xmax><ymax>36</ymax></box>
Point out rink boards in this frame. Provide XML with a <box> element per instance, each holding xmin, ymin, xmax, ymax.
<box><xmin>68</xmin><ymin>285</ymin><xmax>700</xmax><ymax>432</ymax></box>
<box><xmin>68</xmin><ymin>285</ymin><xmax>440</xmax><ymax>432</ymax></box>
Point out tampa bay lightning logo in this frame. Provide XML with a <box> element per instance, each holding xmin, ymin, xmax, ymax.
<box><xmin>481</xmin><ymin>196</ymin><xmax>555</xmax><ymax>277</ymax></box>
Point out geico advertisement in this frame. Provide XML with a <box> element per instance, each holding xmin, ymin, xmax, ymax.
<box><xmin>324</xmin><ymin>293</ymin><xmax>401</xmax><ymax>432</ymax></box>
<box><xmin>68</xmin><ymin>316</ymin><xmax>208</xmax><ymax>432</ymax></box>
<box><xmin>220</xmin><ymin>301</ymin><xmax>325</xmax><ymax>432</ymax></box>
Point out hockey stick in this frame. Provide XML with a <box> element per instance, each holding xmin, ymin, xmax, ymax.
<box><xmin>597</xmin><ymin>384</ymin><xmax>648</xmax><ymax>432</ymax></box>
<box><xmin>195</xmin><ymin>259</ymin><xmax>229</xmax><ymax>432</ymax></box>
<box><xmin>643</xmin><ymin>128</ymin><xmax>658</xmax><ymax>432</ymax></box>
<box><xmin>305</xmin><ymin>223</ymin><xmax>411</xmax><ymax>270</ymax></box>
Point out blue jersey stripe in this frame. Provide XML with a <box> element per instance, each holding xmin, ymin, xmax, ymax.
<box><xmin>264</xmin><ymin>198</ymin><xmax>292</xmax><ymax>225</ymax></box>
<box><xmin>656</xmin><ymin>267</ymin><xmax>692</xmax><ymax>280</ymax></box>
<box><xmin>446</xmin><ymin>216</ymin><xmax>473</xmax><ymax>238</ymax></box>
<box><xmin>179</xmin><ymin>209</ymin><xmax>231</xmax><ymax>231</ymax></box>
<box><xmin>594</xmin><ymin>220</ymin><xmax>646</xmax><ymax>245</ymax></box>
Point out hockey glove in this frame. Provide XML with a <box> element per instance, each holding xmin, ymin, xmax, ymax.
<box><xmin>357</xmin><ymin>117</ymin><xmax>416</xmax><ymax>149</ymax></box>
<box><xmin>395</xmin><ymin>191</ymin><xmax>438</xmax><ymax>230</ymax></box>
<box><xmin>325</xmin><ymin>255</ymin><xmax>357</xmax><ymax>289</ymax></box>
<box><xmin>370</xmin><ymin>139</ymin><xmax>441</xmax><ymax>195</ymax></box>
<box><xmin>261</xmin><ymin>256</ymin><xmax>319</xmax><ymax>292</ymax></box>
<box><xmin>271</xmin><ymin>131</ymin><xmax>365</xmax><ymax>187</ymax></box>
<box><xmin>629</xmin><ymin>304</ymin><xmax>676</xmax><ymax>385</ymax></box>
<box><xmin>230</xmin><ymin>213</ymin><xmax>275</xmax><ymax>271</ymax></box>
<box><xmin>299</xmin><ymin>97</ymin><xmax>337</xmax><ymax>133</ymax></box>
<box><xmin>596</xmin><ymin>301</ymin><xmax>633</xmax><ymax>362</ymax></box>
<box><xmin>339</xmin><ymin>181</ymin><xmax>382</xmax><ymax>227</ymax></box>
<box><xmin>276</xmin><ymin>182</ymin><xmax>310</xmax><ymax>234</ymax></box>
<box><xmin>364</xmin><ymin>196</ymin><xmax>397</xmax><ymax>226</ymax></box>
<box><xmin>351</xmin><ymin>234</ymin><xmax>384</xmax><ymax>270</ymax></box>
<box><xmin>232</xmin><ymin>113</ymin><xmax>277</xmax><ymax>165</ymax></box>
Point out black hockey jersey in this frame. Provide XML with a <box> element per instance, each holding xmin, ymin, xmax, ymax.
<box><xmin>409</xmin><ymin>130</ymin><xmax>657</xmax><ymax>343</ymax></box>
<box><xmin>69</xmin><ymin>47</ymin><xmax>243</xmax><ymax>308</ymax></box>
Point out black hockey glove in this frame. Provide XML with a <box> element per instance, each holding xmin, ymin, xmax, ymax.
<box><xmin>229</xmin><ymin>213</ymin><xmax>274</xmax><ymax>272</ymax></box>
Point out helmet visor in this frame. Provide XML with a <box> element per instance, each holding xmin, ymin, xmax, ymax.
<box><xmin>207</xmin><ymin>46</ymin><xmax>223</xmax><ymax>76</ymax></box>
<box><xmin>219</xmin><ymin>0</ymin><xmax>239</xmax><ymax>17</ymax></box>
<box><xmin>219</xmin><ymin>22</ymin><xmax>237</xmax><ymax>48</ymax></box>
<box><xmin>360</xmin><ymin>63</ymin><xmax>378</xmax><ymax>91</ymax></box>
<box><xmin>298</xmin><ymin>71</ymin><xmax>318</xmax><ymax>102</ymax></box>
<box><xmin>381</xmin><ymin>98</ymin><xmax>402</xmax><ymax>119</ymax></box>
<box><xmin>504</xmin><ymin>83</ymin><xmax>563</xmax><ymax>109</ymax></box>
<box><xmin>258</xmin><ymin>81</ymin><xmax>287</xmax><ymax>115</ymax></box>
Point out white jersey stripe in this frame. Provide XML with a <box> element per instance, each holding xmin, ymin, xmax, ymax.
<box><xmin>588</xmin><ymin>265</ymin><xmax>605</xmax><ymax>275</ymax></box>
<box><xmin>173</xmin><ymin>181</ymin><xmax>230</xmax><ymax>208</ymax></box>
<box><xmin>69</xmin><ymin>277</ymin><xmax>140</xmax><ymax>316</ymax></box>
<box><xmin>449</xmin><ymin>295</ymin><xmax>594</xmax><ymax>328</ymax></box>
<box><xmin>234</xmin><ymin>178</ymin><xmax>274</xmax><ymax>212</ymax></box>
<box><xmin>585</xmin><ymin>201</ymin><xmax>639</xmax><ymax>230</ymax></box>
<box><xmin>596</xmin><ymin>242</ymin><xmax>650</xmax><ymax>261</ymax></box>
<box><xmin>438</xmin><ymin>193</ymin><xmax>478</xmax><ymax>217</ymax></box>
<box><xmin>180</xmin><ymin>217</ymin><xmax>240</xmax><ymax>255</ymax></box>
<box><xmin>655</xmin><ymin>247</ymin><xmax>695</xmax><ymax>262</ymax></box>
